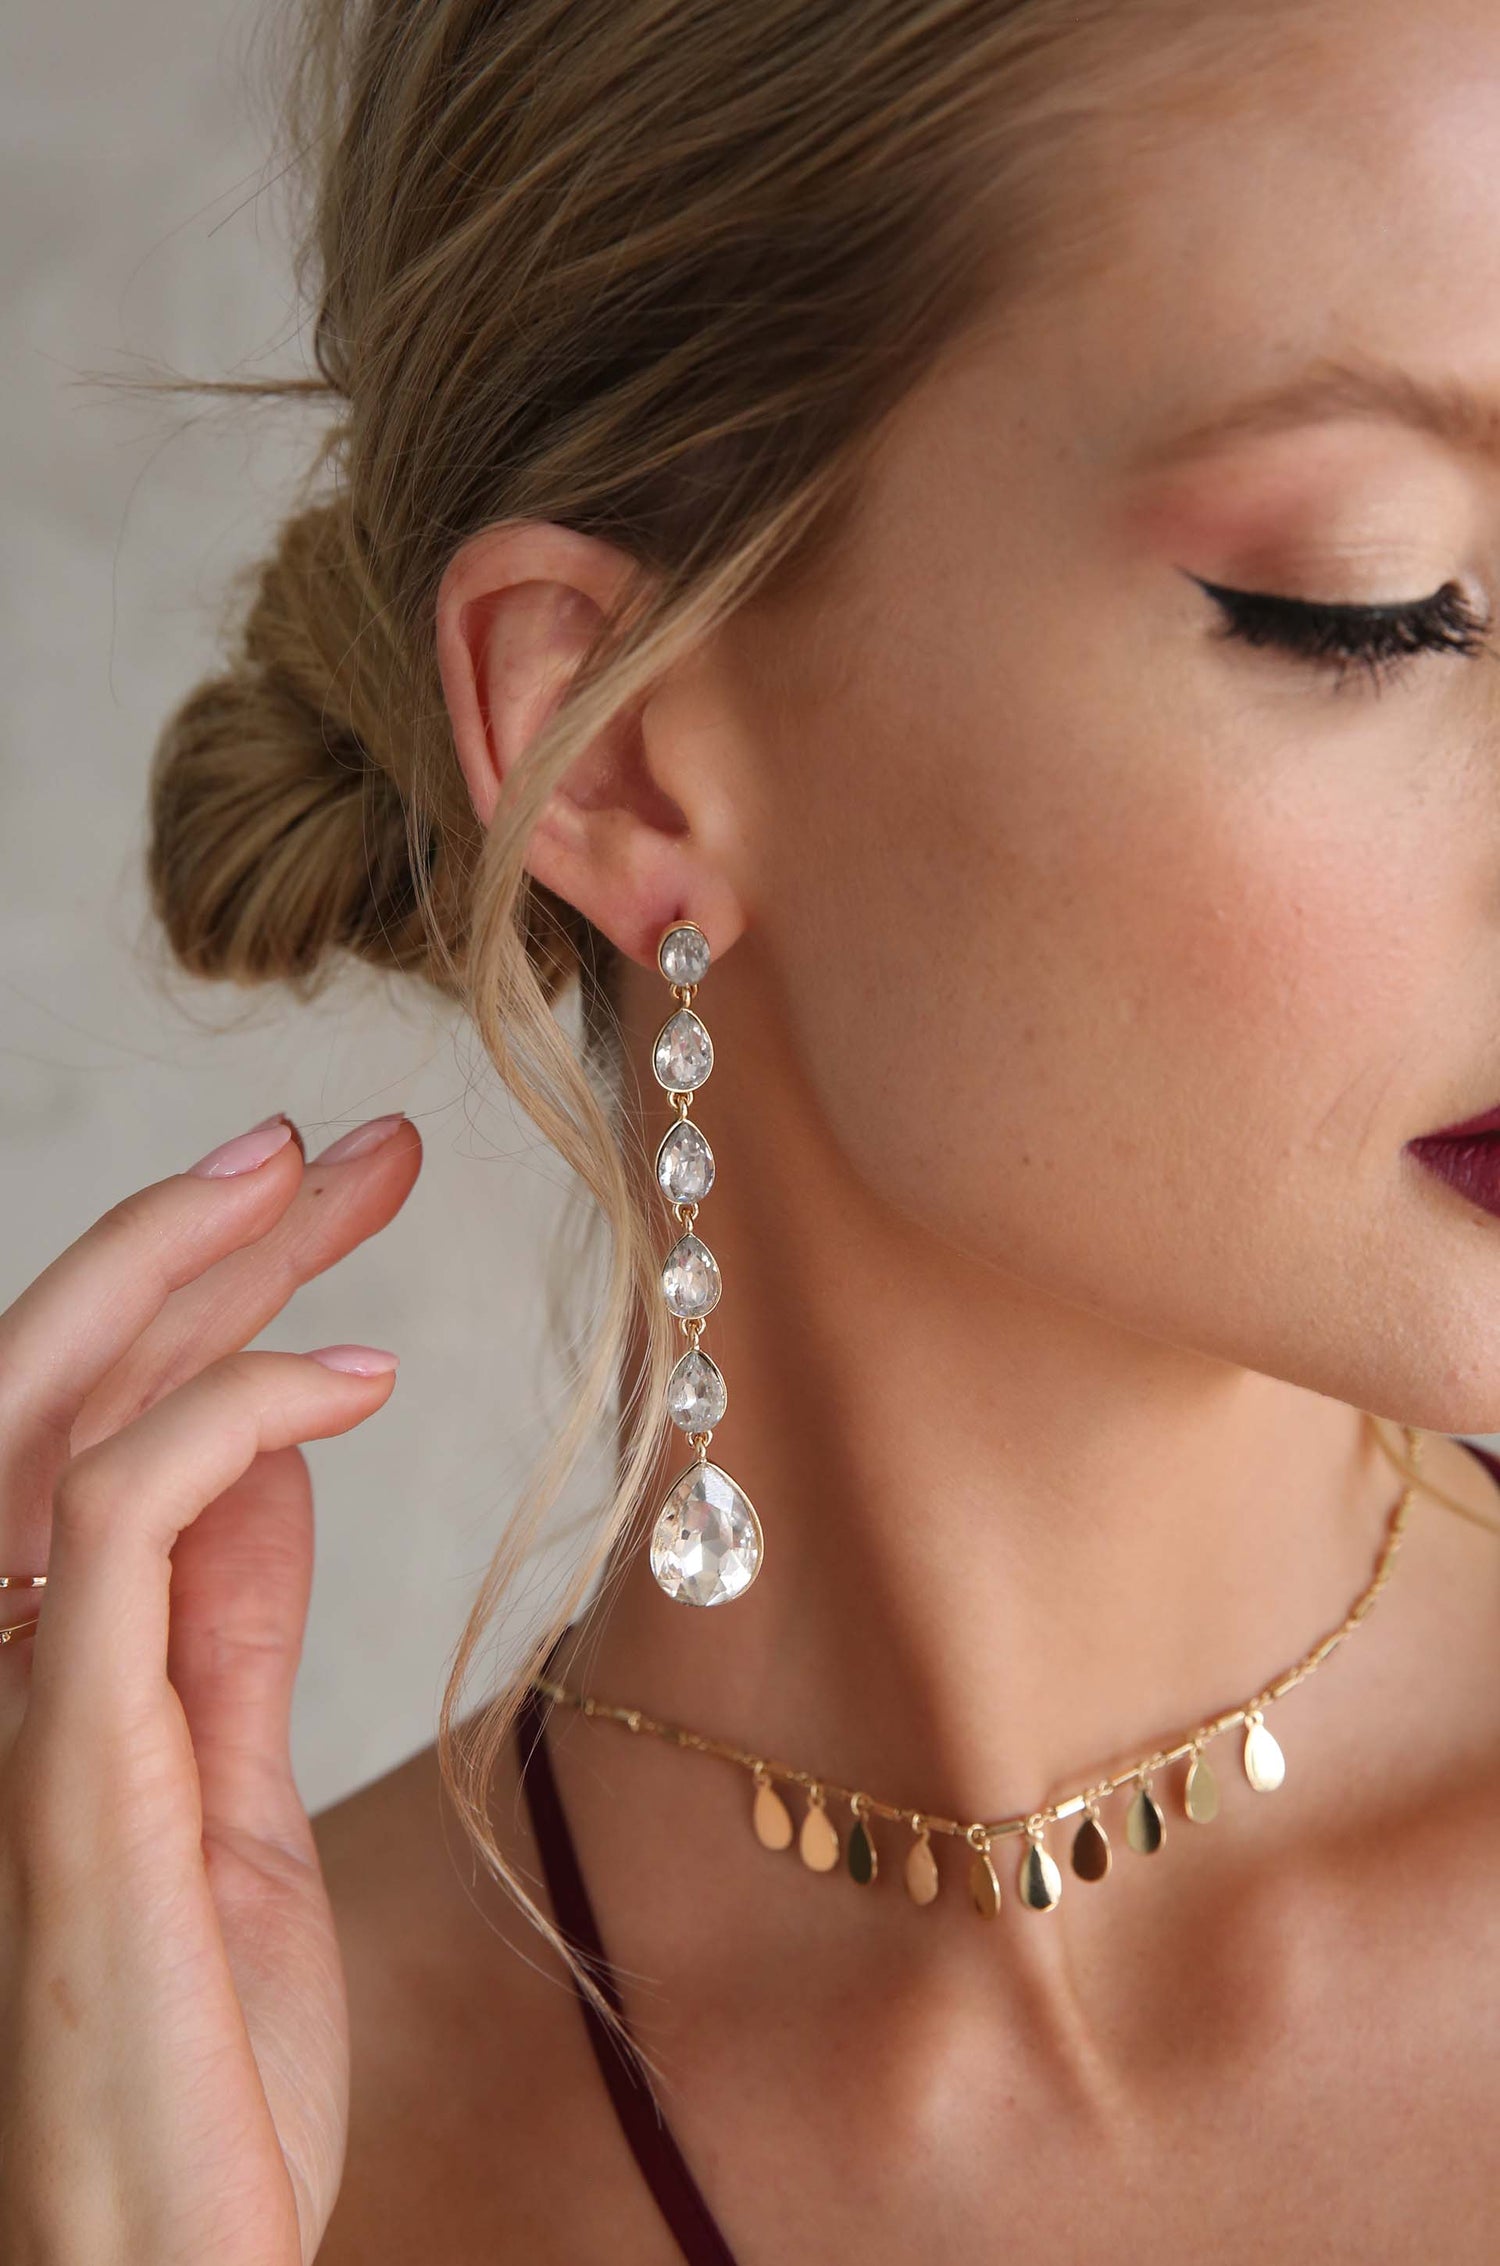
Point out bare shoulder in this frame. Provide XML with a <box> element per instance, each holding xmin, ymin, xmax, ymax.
<box><xmin>311</xmin><ymin>1721</ymin><xmax>674</xmax><ymax>2265</ymax></box>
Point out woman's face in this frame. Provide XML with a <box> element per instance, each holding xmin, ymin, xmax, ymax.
<box><xmin>673</xmin><ymin>0</ymin><xmax>1500</xmax><ymax>1431</ymax></box>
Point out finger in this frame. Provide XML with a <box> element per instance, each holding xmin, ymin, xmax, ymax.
<box><xmin>0</xmin><ymin>1116</ymin><xmax>307</xmax><ymax>1553</ymax></box>
<box><xmin>24</xmin><ymin>1347</ymin><xmax>397</xmax><ymax>1751</ymax></box>
<box><xmin>71</xmin><ymin>1114</ymin><xmax>422</xmax><ymax>1455</ymax></box>
<box><xmin>166</xmin><ymin>1444</ymin><xmax>316</xmax><ymax>1855</ymax></box>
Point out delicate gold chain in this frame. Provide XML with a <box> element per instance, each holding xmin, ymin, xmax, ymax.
<box><xmin>535</xmin><ymin>1420</ymin><xmax>1439</xmax><ymax>1846</ymax></box>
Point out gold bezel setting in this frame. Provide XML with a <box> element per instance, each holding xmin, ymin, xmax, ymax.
<box><xmin>648</xmin><ymin>1456</ymin><xmax>764</xmax><ymax>1608</ymax></box>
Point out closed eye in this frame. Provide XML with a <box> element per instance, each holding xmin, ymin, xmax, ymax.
<box><xmin>1182</xmin><ymin>571</ymin><xmax>1492</xmax><ymax>692</ymax></box>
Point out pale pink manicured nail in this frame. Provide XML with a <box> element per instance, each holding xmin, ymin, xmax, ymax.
<box><xmin>187</xmin><ymin>1115</ymin><xmax>295</xmax><ymax>1179</ymax></box>
<box><xmin>306</xmin><ymin>1343</ymin><xmax>400</xmax><ymax>1375</ymax></box>
<box><xmin>309</xmin><ymin>1113</ymin><xmax>409</xmax><ymax>1164</ymax></box>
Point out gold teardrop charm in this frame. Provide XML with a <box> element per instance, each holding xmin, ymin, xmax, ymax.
<box><xmin>799</xmin><ymin>1790</ymin><xmax>841</xmax><ymax>1872</ymax></box>
<box><xmin>968</xmin><ymin>1836</ymin><xmax>1001</xmax><ymax>1918</ymax></box>
<box><xmin>1125</xmin><ymin>1780</ymin><xmax>1165</xmax><ymax>1854</ymax></box>
<box><xmin>1018</xmin><ymin>1833</ymin><xmax>1062</xmax><ymax>1912</ymax></box>
<box><xmin>1071</xmin><ymin>1809</ymin><xmax>1112</xmax><ymax>1881</ymax></box>
<box><xmin>847</xmin><ymin>1804</ymin><xmax>878</xmax><ymax>1885</ymax></box>
<box><xmin>1184</xmin><ymin>1749</ymin><xmax>1220</xmax><ymax>1823</ymax></box>
<box><xmin>1243</xmin><ymin>1712</ymin><xmax>1286</xmax><ymax>1793</ymax></box>
<box><xmin>905</xmin><ymin>1824</ymin><xmax>940</xmax><ymax>1906</ymax></box>
<box><xmin>752</xmin><ymin>1773</ymin><xmax>794</xmax><ymax>1850</ymax></box>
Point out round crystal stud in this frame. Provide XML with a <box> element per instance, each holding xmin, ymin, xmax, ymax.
<box><xmin>653</xmin><ymin>1008</ymin><xmax>713</xmax><ymax>1091</ymax></box>
<box><xmin>649</xmin><ymin>1459</ymin><xmax>762</xmax><ymax>1606</ymax></box>
<box><xmin>662</xmin><ymin>1232</ymin><xmax>721</xmax><ymax>1318</ymax></box>
<box><xmin>655</xmin><ymin>1118</ymin><xmax>715</xmax><ymax>1204</ymax></box>
<box><xmin>666</xmin><ymin>1346</ymin><xmax>728</xmax><ymax>1432</ymax></box>
<box><xmin>658</xmin><ymin>923</ymin><xmax>711</xmax><ymax>986</ymax></box>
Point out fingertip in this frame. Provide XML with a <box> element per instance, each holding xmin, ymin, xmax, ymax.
<box><xmin>307</xmin><ymin>1112</ymin><xmax>413</xmax><ymax>1167</ymax></box>
<box><xmin>305</xmin><ymin>1343</ymin><xmax>400</xmax><ymax>1376</ymax></box>
<box><xmin>186</xmin><ymin>1115</ymin><xmax>301</xmax><ymax>1180</ymax></box>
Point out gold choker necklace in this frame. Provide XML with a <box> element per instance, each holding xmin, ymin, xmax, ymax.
<box><xmin>535</xmin><ymin>1421</ymin><xmax>1437</xmax><ymax>1917</ymax></box>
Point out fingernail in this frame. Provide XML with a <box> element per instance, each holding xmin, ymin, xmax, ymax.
<box><xmin>306</xmin><ymin>1343</ymin><xmax>400</xmax><ymax>1375</ymax></box>
<box><xmin>187</xmin><ymin>1115</ymin><xmax>297</xmax><ymax>1179</ymax></box>
<box><xmin>309</xmin><ymin>1113</ymin><xmax>409</xmax><ymax>1164</ymax></box>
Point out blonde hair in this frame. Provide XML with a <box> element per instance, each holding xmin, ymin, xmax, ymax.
<box><xmin>143</xmin><ymin>0</ymin><xmax>1253</xmax><ymax>2026</ymax></box>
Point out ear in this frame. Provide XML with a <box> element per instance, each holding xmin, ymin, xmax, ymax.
<box><xmin>434</xmin><ymin>519</ymin><xmax>748</xmax><ymax>970</ymax></box>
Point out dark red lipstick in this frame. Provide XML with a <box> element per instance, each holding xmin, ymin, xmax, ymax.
<box><xmin>1407</xmin><ymin>1099</ymin><xmax>1500</xmax><ymax>1219</ymax></box>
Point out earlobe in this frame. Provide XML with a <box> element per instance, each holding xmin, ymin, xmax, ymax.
<box><xmin>432</xmin><ymin>519</ymin><xmax>750</xmax><ymax>971</ymax></box>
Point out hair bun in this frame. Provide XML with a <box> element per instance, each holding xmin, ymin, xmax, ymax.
<box><xmin>147</xmin><ymin>496</ymin><xmax>436</xmax><ymax>991</ymax></box>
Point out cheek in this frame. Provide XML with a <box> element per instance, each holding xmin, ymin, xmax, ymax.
<box><xmin>751</xmin><ymin>617</ymin><xmax>1432</xmax><ymax>1266</ymax></box>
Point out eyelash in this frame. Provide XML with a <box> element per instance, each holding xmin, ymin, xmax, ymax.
<box><xmin>1187</xmin><ymin>572</ymin><xmax>1492</xmax><ymax>691</ymax></box>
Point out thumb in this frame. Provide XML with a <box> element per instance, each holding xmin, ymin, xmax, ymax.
<box><xmin>166</xmin><ymin>1441</ymin><xmax>316</xmax><ymax>1854</ymax></box>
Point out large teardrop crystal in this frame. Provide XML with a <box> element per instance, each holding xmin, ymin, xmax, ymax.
<box><xmin>653</xmin><ymin>1008</ymin><xmax>713</xmax><ymax>1092</ymax></box>
<box><xmin>662</xmin><ymin>1233</ymin><xmax>721</xmax><ymax>1318</ymax></box>
<box><xmin>655</xmin><ymin>1118</ymin><xmax>715</xmax><ymax>1203</ymax></box>
<box><xmin>666</xmin><ymin>1347</ymin><xmax>728</xmax><ymax>1433</ymax></box>
<box><xmin>648</xmin><ymin>1459</ymin><xmax>763</xmax><ymax>1606</ymax></box>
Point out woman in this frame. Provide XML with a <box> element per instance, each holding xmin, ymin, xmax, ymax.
<box><xmin>3</xmin><ymin>0</ymin><xmax>1499</xmax><ymax>2256</ymax></box>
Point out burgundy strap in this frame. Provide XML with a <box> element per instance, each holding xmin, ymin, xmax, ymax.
<box><xmin>515</xmin><ymin>1669</ymin><xmax>739</xmax><ymax>2266</ymax></box>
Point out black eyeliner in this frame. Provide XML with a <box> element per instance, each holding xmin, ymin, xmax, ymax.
<box><xmin>1178</xmin><ymin>569</ymin><xmax>1491</xmax><ymax>689</ymax></box>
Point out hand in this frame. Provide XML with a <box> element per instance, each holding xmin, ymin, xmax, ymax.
<box><xmin>0</xmin><ymin>1109</ymin><xmax>422</xmax><ymax>2265</ymax></box>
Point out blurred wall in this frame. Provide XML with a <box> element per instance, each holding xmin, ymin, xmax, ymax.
<box><xmin>0</xmin><ymin>0</ymin><xmax>607</xmax><ymax>1812</ymax></box>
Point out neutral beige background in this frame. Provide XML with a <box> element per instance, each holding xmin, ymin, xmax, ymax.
<box><xmin>1</xmin><ymin>0</ymin><xmax>611</xmax><ymax>1812</ymax></box>
<box><xmin>5</xmin><ymin>0</ymin><xmax>1493</xmax><ymax>1815</ymax></box>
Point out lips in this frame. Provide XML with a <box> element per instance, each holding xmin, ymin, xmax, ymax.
<box><xmin>1407</xmin><ymin>1101</ymin><xmax>1500</xmax><ymax>1221</ymax></box>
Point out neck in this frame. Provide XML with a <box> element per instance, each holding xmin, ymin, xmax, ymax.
<box><xmin>555</xmin><ymin>946</ymin><xmax>1405</xmax><ymax>1828</ymax></box>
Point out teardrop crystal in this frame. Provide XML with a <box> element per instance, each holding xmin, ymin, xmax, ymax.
<box><xmin>1243</xmin><ymin>1717</ymin><xmax>1286</xmax><ymax>1792</ymax></box>
<box><xmin>655</xmin><ymin>1117</ymin><xmax>716</xmax><ymax>1204</ymax></box>
<box><xmin>848</xmin><ymin>1817</ymin><xmax>877</xmax><ymax>1885</ymax></box>
<box><xmin>1071</xmin><ymin>1813</ymin><xmax>1112</xmax><ymax>1881</ymax></box>
<box><xmin>799</xmin><ymin>1801</ymin><xmax>840</xmax><ymax>1872</ymax></box>
<box><xmin>657</xmin><ymin>1114</ymin><xmax>716</xmax><ymax>1205</ymax></box>
<box><xmin>905</xmin><ymin>1832</ymin><xmax>940</xmax><ymax>1906</ymax></box>
<box><xmin>666</xmin><ymin>1347</ymin><xmax>728</xmax><ymax>1433</ymax></box>
<box><xmin>648</xmin><ymin>1460</ymin><xmax>763</xmax><ymax>1606</ymax></box>
<box><xmin>1184</xmin><ymin>1751</ymin><xmax>1220</xmax><ymax>1822</ymax></box>
<box><xmin>1125</xmin><ymin>1785</ymin><xmax>1165</xmax><ymax>1854</ymax></box>
<box><xmin>752</xmin><ymin>1778</ymin><xmax>794</xmax><ymax>1850</ymax></box>
<box><xmin>658</xmin><ymin>923</ymin><xmax>711</xmax><ymax>985</ymax></box>
<box><xmin>1018</xmin><ymin>1839</ymin><xmax>1062</xmax><ymax>1911</ymax></box>
<box><xmin>662</xmin><ymin>1232</ymin><xmax>721</xmax><ymax>1318</ymax></box>
<box><xmin>653</xmin><ymin>1007</ymin><xmax>713</xmax><ymax>1091</ymax></box>
<box><xmin>968</xmin><ymin>1848</ymin><xmax>1001</xmax><ymax>1918</ymax></box>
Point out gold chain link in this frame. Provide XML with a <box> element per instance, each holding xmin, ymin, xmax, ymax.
<box><xmin>535</xmin><ymin>1419</ymin><xmax>1460</xmax><ymax>1844</ymax></box>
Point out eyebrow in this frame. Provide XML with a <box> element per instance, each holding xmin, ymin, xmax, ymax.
<box><xmin>1137</xmin><ymin>356</ymin><xmax>1500</xmax><ymax>470</ymax></box>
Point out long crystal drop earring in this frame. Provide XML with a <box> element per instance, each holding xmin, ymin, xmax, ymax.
<box><xmin>646</xmin><ymin>920</ymin><xmax>765</xmax><ymax>1607</ymax></box>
